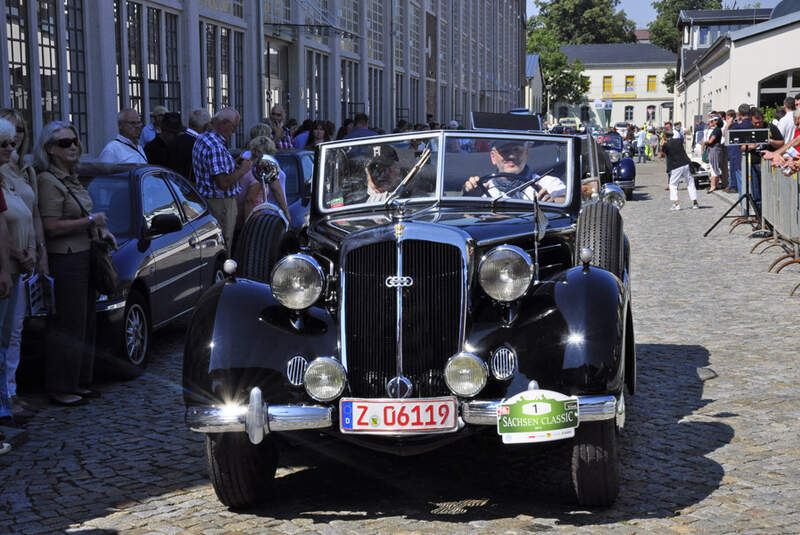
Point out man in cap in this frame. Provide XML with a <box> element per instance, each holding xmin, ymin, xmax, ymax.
<box><xmin>140</xmin><ymin>105</ymin><xmax>168</xmax><ymax>146</ymax></box>
<box><xmin>144</xmin><ymin>112</ymin><xmax>184</xmax><ymax>166</ymax></box>
<box><xmin>463</xmin><ymin>140</ymin><xmax>566</xmax><ymax>202</ymax></box>
<box><xmin>365</xmin><ymin>145</ymin><xmax>402</xmax><ymax>203</ymax></box>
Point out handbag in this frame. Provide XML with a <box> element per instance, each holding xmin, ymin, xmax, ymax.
<box><xmin>65</xmin><ymin>187</ymin><xmax>118</xmax><ymax>295</ymax></box>
<box><xmin>23</xmin><ymin>272</ymin><xmax>56</xmax><ymax>317</ymax></box>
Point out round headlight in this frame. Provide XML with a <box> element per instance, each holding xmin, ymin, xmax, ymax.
<box><xmin>478</xmin><ymin>245</ymin><xmax>533</xmax><ymax>302</ymax></box>
<box><xmin>444</xmin><ymin>352</ymin><xmax>488</xmax><ymax>398</ymax></box>
<box><xmin>304</xmin><ymin>357</ymin><xmax>346</xmax><ymax>402</ymax></box>
<box><xmin>600</xmin><ymin>183</ymin><xmax>626</xmax><ymax>210</ymax></box>
<box><xmin>271</xmin><ymin>254</ymin><xmax>325</xmax><ymax>310</ymax></box>
<box><xmin>609</xmin><ymin>150</ymin><xmax>621</xmax><ymax>163</ymax></box>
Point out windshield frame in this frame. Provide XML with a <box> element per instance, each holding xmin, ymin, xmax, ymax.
<box><xmin>315</xmin><ymin>131</ymin><xmax>574</xmax><ymax>214</ymax></box>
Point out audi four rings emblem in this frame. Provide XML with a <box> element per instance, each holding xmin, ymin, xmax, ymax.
<box><xmin>385</xmin><ymin>276</ymin><xmax>414</xmax><ymax>288</ymax></box>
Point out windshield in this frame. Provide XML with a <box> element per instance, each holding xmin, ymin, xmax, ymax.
<box><xmin>596</xmin><ymin>133</ymin><xmax>623</xmax><ymax>151</ymax></box>
<box><xmin>318</xmin><ymin>133</ymin><xmax>572</xmax><ymax>212</ymax></box>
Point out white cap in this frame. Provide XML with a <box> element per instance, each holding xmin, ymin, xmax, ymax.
<box><xmin>448</xmin><ymin>120</ymin><xmax>458</xmax><ymax>128</ymax></box>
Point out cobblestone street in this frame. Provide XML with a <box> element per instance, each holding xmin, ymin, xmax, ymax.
<box><xmin>2</xmin><ymin>161</ymin><xmax>799</xmax><ymax>534</ymax></box>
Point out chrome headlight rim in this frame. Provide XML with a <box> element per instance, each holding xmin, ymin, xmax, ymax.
<box><xmin>478</xmin><ymin>245</ymin><xmax>534</xmax><ymax>303</ymax></box>
<box><xmin>608</xmin><ymin>150</ymin><xmax>621</xmax><ymax>163</ymax></box>
<box><xmin>444</xmin><ymin>352</ymin><xmax>489</xmax><ymax>398</ymax></box>
<box><xmin>600</xmin><ymin>183</ymin><xmax>626</xmax><ymax>210</ymax></box>
<box><xmin>303</xmin><ymin>356</ymin><xmax>347</xmax><ymax>402</ymax></box>
<box><xmin>270</xmin><ymin>253</ymin><xmax>325</xmax><ymax>310</ymax></box>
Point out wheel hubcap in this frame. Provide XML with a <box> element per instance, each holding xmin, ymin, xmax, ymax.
<box><xmin>125</xmin><ymin>304</ymin><xmax>148</xmax><ymax>366</ymax></box>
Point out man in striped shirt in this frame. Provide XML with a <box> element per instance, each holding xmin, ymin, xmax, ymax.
<box><xmin>192</xmin><ymin>107</ymin><xmax>252</xmax><ymax>254</ymax></box>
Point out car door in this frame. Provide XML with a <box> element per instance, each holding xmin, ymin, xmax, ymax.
<box><xmin>140</xmin><ymin>171</ymin><xmax>201</xmax><ymax>325</ymax></box>
<box><xmin>165</xmin><ymin>172</ymin><xmax>224</xmax><ymax>298</ymax></box>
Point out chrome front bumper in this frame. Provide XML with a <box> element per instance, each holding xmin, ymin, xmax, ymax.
<box><xmin>186</xmin><ymin>388</ymin><xmax>620</xmax><ymax>443</ymax></box>
<box><xmin>614</xmin><ymin>179</ymin><xmax>635</xmax><ymax>189</ymax></box>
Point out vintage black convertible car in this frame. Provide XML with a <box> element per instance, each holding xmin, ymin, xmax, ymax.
<box><xmin>183</xmin><ymin>128</ymin><xmax>636</xmax><ymax>508</ymax></box>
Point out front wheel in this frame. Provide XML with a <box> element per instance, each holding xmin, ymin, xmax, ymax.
<box><xmin>571</xmin><ymin>419</ymin><xmax>619</xmax><ymax>506</ymax></box>
<box><xmin>205</xmin><ymin>432</ymin><xmax>279</xmax><ymax>509</ymax></box>
<box><xmin>112</xmin><ymin>290</ymin><xmax>150</xmax><ymax>378</ymax></box>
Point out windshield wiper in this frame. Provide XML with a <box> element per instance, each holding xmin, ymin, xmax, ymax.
<box><xmin>489</xmin><ymin>167</ymin><xmax>555</xmax><ymax>211</ymax></box>
<box><xmin>383</xmin><ymin>146</ymin><xmax>433</xmax><ymax>207</ymax></box>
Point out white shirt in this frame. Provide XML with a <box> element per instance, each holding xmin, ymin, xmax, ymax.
<box><xmin>99</xmin><ymin>134</ymin><xmax>147</xmax><ymax>164</ymax></box>
<box><xmin>778</xmin><ymin>111</ymin><xmax>796</xmax><ymax>144</ymax></box>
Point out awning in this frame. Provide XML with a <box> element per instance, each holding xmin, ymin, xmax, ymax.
<box><xmin>661</xmin><ymin>102</ymin><xmax>674</xmax><ymax>108</ymax></box>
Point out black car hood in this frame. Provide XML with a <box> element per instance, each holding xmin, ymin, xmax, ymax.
<box><xmin>311</xmin><ymin>206</ymin><xmax>574</xmax><ymax>246</ymax></box>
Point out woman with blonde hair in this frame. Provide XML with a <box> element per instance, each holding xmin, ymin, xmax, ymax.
<box><xmin>35</xmin><ymin>121</ymin><xmax>116</xmax><ymax>406</ymax></box>
<box><xmin>235</xmin><ymin>135</ymin><xmax>290</xmax><ymax>232</ymax></box>
<box><xmin>0</xmin><ymin>109</ymin><xmax>46</xmax><ymax>420</ymax></box>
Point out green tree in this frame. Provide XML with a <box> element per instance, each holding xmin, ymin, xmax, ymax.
<box><xmin>533</xmin><ymin>0</ymin><xmax>637</xmax><ymax>44</ymax></box>
<box><xmin>663</xmin><ymin>69</ymin><xmax>677</xmax><ymax>93</ymax></box>
<box><xmin>649</xmin><ymin>0</ymin><xmax>723</xmax><ymax>54</ymax></box>
<box><xmin>527</xmin><ymin>18</ymin><xmax>590</xmax><ymax>107</ymax></box>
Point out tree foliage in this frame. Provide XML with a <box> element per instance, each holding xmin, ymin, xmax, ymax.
<box><xmin>663</xmin><ymin>69</ymin><xmax>677</xmax><ymax>93</ymax></box>
<box><xmin>649</xmin><ymin>0</ymin><xmax>723</xmax><ymax>54</ymax></box>
<box><xmin>527</xmin><ymin>0</ymin><xmax>635</xmax><ymax>107</ymax></box>
<box><xmin>533</xmin><ymin>0</ymin><xmax>637</xmax><ymax>44</ymax></box>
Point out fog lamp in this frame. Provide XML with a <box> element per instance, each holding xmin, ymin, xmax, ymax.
<box><xmin>444</xmin><ymin>352</ymin><xmax>488</xmax><ymax>398</ymax></box>
<box><xmin>304</xmin><ymin>357</ymin><xmax>346</xmax><ymax>402</ymax></box>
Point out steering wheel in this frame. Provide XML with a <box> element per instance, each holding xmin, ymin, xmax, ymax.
<box><xmin>467</xmin><ymin>172</ymin><xmax>536</xmax><ymax>198</ymax></box>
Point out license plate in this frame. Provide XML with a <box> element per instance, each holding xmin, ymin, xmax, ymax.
<box><xmin>340</xmin><ymin>397</ymin><xmax>458</xmax><ymax>433</ymax></box>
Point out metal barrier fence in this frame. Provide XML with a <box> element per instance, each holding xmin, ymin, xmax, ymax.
<box><xmin>761</xmin><ymin>162</ymin><xmax>800</xmax><ymax>240</ymax></box>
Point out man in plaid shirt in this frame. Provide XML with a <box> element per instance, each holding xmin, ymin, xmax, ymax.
<box><xmin>192</xmin><ymin>107</ymin><xmax>252</xmax><ymax>254</ymax></box>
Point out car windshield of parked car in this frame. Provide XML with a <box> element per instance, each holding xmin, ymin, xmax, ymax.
<box><xmin>81</xmin><ymin>175</ymin><xmax>134</xmax><ymax>238</ymax></box>
<box><xmin>596</xmin><ymin>133</ymin><xmax>623</xmax><ymax>151</ymax></box>
<box><xmin>319</xmin><ymin>133</ymin><xmax>571</xmax><ymax>211</ymax></box>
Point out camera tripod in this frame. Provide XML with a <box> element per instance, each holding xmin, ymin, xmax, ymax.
<box><xmin>703</xmin><ymin>151</ymin><xmax>762</xmax><ymax>237</ymax></box>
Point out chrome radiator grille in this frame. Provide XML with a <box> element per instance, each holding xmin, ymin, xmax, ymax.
<box><xmin>344</xmin><ymin>239</ymin><xmax>462</xmax><ymax>397</ymax></box>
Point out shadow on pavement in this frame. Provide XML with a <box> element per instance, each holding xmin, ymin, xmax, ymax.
<box><xmin>238</xmin><ymin>343</ymin><xmax>732</xmax><ymax>527</ymax></box>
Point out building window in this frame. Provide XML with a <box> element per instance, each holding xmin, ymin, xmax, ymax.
<box><xmin>624</xmin><ymin>105</ymin><xmax>633</xmax><ymax>122</ymax></box>
<box><xmin>368</xmin><ymin>66</ymin><xmax>384</xmax><ymax>127</ymax></box>
<box><xmin>340</xmin><ymin>59</ymin><xmax>360</xmax><ymax>119</ymax></box>
<box><xmin>410</xmin><ymin>76</ymin><xmax>420</xmax><ymax>121</ymax></box>
<box><xmin>233</xmin><ymin>31</ymin><xmax>244</xmax><ymax>142</ymax></box>
<box><xmin>263</xmin><ymin>0</ymin><xmax>291</xmax><ymax>23</ymax></box>
<box><xmin>647</xmin><ymin>105</ymin><xmax>656</xmax><ymax>121</ymax></box>
<box><xmin>367</xmin><ymin>1</ymin><xmax>383</xmax><ymax>62</ymax></box>
<box><xmin>699</xmin><ymin>26</ymin><xmax>709</xmax><ymax>45</ymax></box>
<box><xmin>603</xmin><ymin>76</ymin><xmax>612</xmax><ymax>92</ymax></box>
<box><xmin>395</xmin><ymin>72</ymin><xmax>406</xmax><ymax>123</ymax></box>
<box><xmin>220</xmin><ymin>28</ymin><xmax>230</xmax><ymax>107</ymax></box>
<box><xmin>647</xmin><ymin>75</ymin><xmax>656</xmax><ymax>92</ymax></box>
<box><xmin>306</xmin><ymin>49</ymin><xmax>329</xmax><ymax>120</ymax></box>
<box><xmin>410</xmin><ymin>4</ymin><xmax>421</xmax><ymax>74</ymax></box>
<box><xmin>205</xmin><ymin>23</ymin><xmax>217</xmax><ymax>115</ymax></box>
<box><xmin>65</xmin><ymin>0</ymin><xmax>88</xmax><ymax>147</ymax></box>
<box><xmin>38</xmin><ymin>0</ymin><xmax>61</xmax><ymax>126</ymax></box>
<box><xmin>7</xmin><ymin>0</ymin><xmax>32</xmax><ymax>131</ymax></box>
<box><xmin>164</xmin><ymin>13</ymin><xmax>181</xmax><ymax>113</ymax></box>
<box><xmin>341</xmin><ymin>0</ymin><xmax>360</xmax><ymax>55</ymax></box>
<box><xmin>126</xmin><ymin>2</ymin><xmax>144</xmax><ymax>113</ymax></box>
<box><xmin>393</xmin><ymin>0</ymin><xmax>404</xmax><ymax>68</ymax></box>
<box><xmin>625</xmin><ymin>76</ymin><xmax>634</xmax><ymax>92</ymax></box>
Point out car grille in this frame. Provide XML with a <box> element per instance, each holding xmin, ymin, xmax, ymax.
<box><xmin>344</xmin><ymin>239</ymin><xmax>462</xmax><ymax>398</ymax></box>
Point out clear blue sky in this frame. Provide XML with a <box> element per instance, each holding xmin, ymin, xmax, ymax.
<box><xmin>525</xmin><ymin>0</ymin><xmax>782</xmax><ymax>29</ymax></box>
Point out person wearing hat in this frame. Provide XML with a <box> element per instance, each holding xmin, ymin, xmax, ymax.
<box><xmin>365</xmin><ymin>145</ymin><xmax>402</xmax><ymax>203</ymax></box>
<box><xmin>463</xmin><ymin>140</ymin><xmax>566</xmax><ymax>202</ymax></box>
<box><xmin>144</xmin><ymin>112</ymin><xmax>184</xmax><ymax>166</ymax></box>
<box><xmin>98</xmin><ymin>108</ymin><xmax>147</xmax><ymax>164</ymax></box>
<box><xmin>140</xmin><ymin>105</ymin><xmax>168</xmax><ymax>147</ymax></box>
<box><xmin>661</xmin><ymin>128</ymin><xmax>698</xmax><ymax>210</ymax></box>
<box><xmin>702</xmin><ymin>115</ymin><xmax>724</xmax><ymax>193</ymax></box>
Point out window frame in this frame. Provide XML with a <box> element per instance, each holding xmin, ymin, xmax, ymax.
<box><xmin>603</xmin><ymin>76</ymin><xmax>612</xmax><ymax>93</ymax></box>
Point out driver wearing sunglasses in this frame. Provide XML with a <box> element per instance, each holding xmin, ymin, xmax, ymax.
<box><xmin>463</xmin><ymin>140</ymin><xmax>566</xmax><ymax>202</ymax></box>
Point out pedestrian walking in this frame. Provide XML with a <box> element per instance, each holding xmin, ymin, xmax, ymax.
<box><xmin>661</xmin><ymin>129</ymin><xmax>698</xmax><ymax>210</ymax></box>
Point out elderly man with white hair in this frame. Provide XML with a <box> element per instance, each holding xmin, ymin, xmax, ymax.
<box><xmin>98</xmin><ymin>108</ymin><xmax>147</xmax><ymax>164</ymax></box>
<box><xmin>192</xmin><ymin>107</ymin><xmax>252</xmax><ymax>253</ymax></box>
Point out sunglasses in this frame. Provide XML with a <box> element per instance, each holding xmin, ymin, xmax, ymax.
<box><xmin>53</xmin><ymin>137</ymin><xmax>80</xmax><ymax>148</ymax></box>
<box><xmin>0</xmin><ymin>140</ymin><xmax>16</xmax><ymax>148</ymax></box>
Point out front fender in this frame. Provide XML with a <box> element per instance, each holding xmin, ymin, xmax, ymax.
<box><xmin>617</xmin><ymin>158</ymin><xmax>636</xmax><ymax>179</ymax></box>
<box><xmin>182</xmin><ymin>279</ymin><xmax>337</xmax><ymax>406</ymax></box>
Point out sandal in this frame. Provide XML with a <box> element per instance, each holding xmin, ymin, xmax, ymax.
<box><xmin>49</xmin><ymin>393</ymin><xmax>87</xmax><ymax>406</ymax></box>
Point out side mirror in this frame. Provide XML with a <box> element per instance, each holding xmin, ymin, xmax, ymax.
<box><xmin>148</xmin><ymin>213</ymin><xmax>183</xmax><ymax>236</ymax></box>
<box><xmin>301</xmin><ymin>180</ymin><xmax>312</xmax><ymax>207</ymax></box>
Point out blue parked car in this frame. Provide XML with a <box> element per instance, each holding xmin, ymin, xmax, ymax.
<box><xmin>596</xmin><ymin>132</ymin><xmax>636</xmax><ymax>200</ymax></box>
